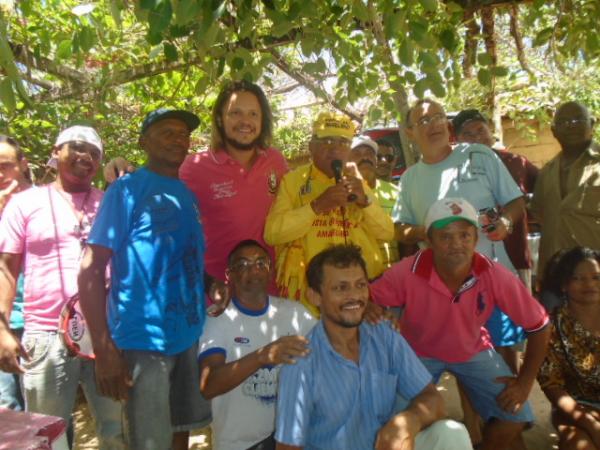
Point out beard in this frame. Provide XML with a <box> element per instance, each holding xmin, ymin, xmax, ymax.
<box><xmin>225</xmin><ymin>135</ymin><xmax>260</xmax><ymax>151</ymax></box>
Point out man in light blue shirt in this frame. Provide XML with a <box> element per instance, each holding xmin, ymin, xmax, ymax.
<box><xmin>275</xmin><ymin>245</ymin><xmax>471</xmax><ymax>450</ymax></box>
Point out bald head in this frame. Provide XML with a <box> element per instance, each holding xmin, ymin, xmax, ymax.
<box><xmin>552</xmin><ymin>102</ymin><xmax>595</xmax><ymax>152</ymax></box>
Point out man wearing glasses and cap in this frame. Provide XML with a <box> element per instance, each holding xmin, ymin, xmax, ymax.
<box><xmin>0</xmin><ymin>126</ymin><xmax>124</xmax><ymax>448</ymax></box>
<box><xmin>264</xmin><ymin>112</ymin><xmax>394</xmax><ymax>316</ymax></box>
<box><xmin>349</xmin><ymin>135</ymin><xmax>400</xmax><ymax>268</ymax></box>
<box><xmin>78</xmin><ymin>109</ymin><xmax>210</xmax><ymax>449</ymax></box>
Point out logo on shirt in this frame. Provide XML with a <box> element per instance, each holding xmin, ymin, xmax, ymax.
<box><xmin>234</xmin><ymin>336</ymin><xmax>250</xmax><ymax>344</ymax></box>
<box><xmin>242</xmin><ymin>367</ymin><xmax>278</xmax><ymax>404</ymax></box>
<box><xmin>210</xmin><ymin>180</ymin><xmax>237</xmax><ymax>200</ymax></box>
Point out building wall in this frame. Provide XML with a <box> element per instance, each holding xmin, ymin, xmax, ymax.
<box><xmin>502</xmin><ymin>118</ymin><xmax>561</xmax><ymax>168</ymax></box>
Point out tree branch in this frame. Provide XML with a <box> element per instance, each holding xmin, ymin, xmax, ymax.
<box><xmin>508</xmin><ymin>3</ymin><xmax>533</xmax><ymax>76</ymax></box>
<box><xmin>268</xmin><ymin>48</ymin><xmax>363</xmax><ymax>122</ymax></box>
<box><xmin>463</xmin><ymin>7</ymin><xmax>479</xmax><ymax>79</ymax></box>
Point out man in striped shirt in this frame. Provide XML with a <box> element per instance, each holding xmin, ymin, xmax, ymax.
<box><xmin>275</xmin><ymin>245</ymin><xmax>470</xmax><ymax>450</ymax></box>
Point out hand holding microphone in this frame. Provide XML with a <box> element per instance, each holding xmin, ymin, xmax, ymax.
<box><xmin>331</xmin><ymin>159</ymin><xmax>358</xmax><ymax>202</ymax></box>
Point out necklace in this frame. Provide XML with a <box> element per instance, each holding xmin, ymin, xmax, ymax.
<box><xmin>50</xmin><ymin>183</ymin><xmax>92</xmax><ymax>249</ymax></box>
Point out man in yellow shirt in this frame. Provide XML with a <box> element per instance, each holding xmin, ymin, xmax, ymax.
<box><xmin>264</xmin><ymin>113</ymin><xmax>394</xmax><ymax>315</ymax></box>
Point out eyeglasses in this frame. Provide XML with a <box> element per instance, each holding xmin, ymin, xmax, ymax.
<box><xmin>314</xmin><ymin>137</ymin><xmax>352</xmax><ymax>149</ymax></box>
<box><xmin>411</xmin><ymin>113</ymin><xmax>446</xmax><ymax>128</ymax></box>
<box><xmin>376</xmin><ymin>154</ymin><xmax>395</xmax><ymax>163</ymax></box>
<box><xmin>229</xmin><ymin>258</ymin><xmax>270</xmax><ymax>273</ymax></box>
<box><xmin>553</xmin><ymin>118</ymin><xmax>591</xmax><ymax>128</ymax></box>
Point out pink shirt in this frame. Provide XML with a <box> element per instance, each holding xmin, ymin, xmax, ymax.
<box><xmin>0</xmin><ymin>185</ymin><xmax>103</xmax><ymax>331</ymax></box>
<box><xmin>179</xmin><ymin>148</ymin><xmax>288</xmax><ymax>282</ymax></box>
<box><xmin>370</xmin><ymin>249</ymin><xmax>549</xmax><ymax>363</ymax></box>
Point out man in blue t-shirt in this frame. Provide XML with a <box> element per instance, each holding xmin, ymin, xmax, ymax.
<box><xmin>275</xmin><ymin>245</ymin><xmax>471</xmax><ymax>450</ymax></box>
<box><xmin>78</xmin><ymin>109</ymin><xmax>211</xmax><ymax>450</ymax></box>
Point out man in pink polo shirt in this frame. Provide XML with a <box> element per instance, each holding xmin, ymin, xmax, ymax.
<box><xmin>370</xmin><ymin>197</ymin><xmax>550</xmax><ymax>450</ymax></box>
<box><xmin>0</xmin><ymin>126</ymin><xmax>123</xmax><ymax>448</ymax></box>
<box><xmin>180</xmin><ymin>81</ymin><xmax>287</xmax><ymax>291</ymax></box>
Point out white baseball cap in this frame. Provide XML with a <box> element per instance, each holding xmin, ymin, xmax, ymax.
<box><xmin>47</xmin><ymin>125</ymin><xmax>103</xmax><ymax>169</ymax></box>
<box><xmin>424</xmin><ymin>198</ymin><xmax>479</xmax><ymax>231</ymax></box>
<box><xmin>351</xmin><ymin>135</ymin><xmax>378</xmax><ymax>153</ymax></box>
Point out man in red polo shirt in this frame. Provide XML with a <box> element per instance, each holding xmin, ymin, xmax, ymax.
<box><xmin>370</xmin><ymin>197</ymin><xmax>550</xmax><ymax>450</ymax></box>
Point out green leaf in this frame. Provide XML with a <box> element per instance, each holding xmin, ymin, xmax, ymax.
<box><xmin>491</xmin><ymin>66</ymin><xmax>509</xmax><ymax>77</ymax></box>
<box><xmin>79</xmin><ymin>27</ymin><xmax>95</xmax><ymax>52</ymax></box>
<box><xmin>532</xmin><ymin>27</ymin><xmax>553</xmax><ymax>47</ymax></box>
<box><xmin>414</xmin><ymin>78</ymin><xmax>428</xmax><ymax>98</ymax></box>
<box><xmin>404</xmin><ymin>70</ymin><xmax>417</xmax><ymax>84</ymax></box>
<box><xmin>57</xmin><ymin>39</ymin><xmax>73</xmax><ymax>59</ymax></box>
<box><xmin>352</xmin><ymin>0</ymin><xmax>369</xmax><ymax>22</ymax></box>
<box><xmin>164</xmin><ymin>42</ymin><xmax>178</xmax><ymax>61</ymax></box>
<box><xmin>110</xmin><ymin>0</ymin><xmax>122</xmax><ymax>27</ymax></box>
<box><xmin>477</xmin><ymin>52</ymin><xmax>494</xmax><ymax>66</ymax></box>
<box><xmin>420</xmin><ymin>0</ymin><xmax>438</xmax><ymax>13</ymax></box>
<box><xmin>174</xmin><ymin>0</ymin><xmax>201</xmax><ymax>25</ymax></box>
<box><xmin>148</xmin><ymin>44</ymin><xmax>163</xmax><ymax>59</ymax></box>
<box><xmin>148</xmin><ymin>0</ymin><xmax>173</xmax><ymax>36</ymax></box>
<box><xmin>418</xmin><ymin>51</ymin><xmax>439</xmax><ymax>70</ymax></box>
<box><xmin>438</xmin><ymin>29</ymin><xmax>457</xmax><ymax>52</ymax></box>
<box><xmin>271</xmin><ymin>19</ymin><xmax>294</xmax><ymax>38</ymax></box>
<box><xmin>398</xmin><ymin>40</ymin><xmax>414</xmax><ymax>66</ymax></box>
<box><xmin>231</xmin><ymin>56</ymin><xmax>245</xmax><ymax>71</ymax></box>
<box><xmin>0</xmin><ymin>78</ymin><xmax>16</xmax><ymax>112</ymax></box>
<box><xmin>477</xmin><ymin>68</ymin><xmax>491</xmax><ymax>86</ymax></box>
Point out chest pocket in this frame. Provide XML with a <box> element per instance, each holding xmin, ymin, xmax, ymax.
<box><xmin>367</xmin><ymin>372</ymin><xmax>398</xmax><ymax>423</ymax></box>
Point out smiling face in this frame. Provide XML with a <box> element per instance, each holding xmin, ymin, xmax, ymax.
<box><xmin>221</xmin><ymin>90</ymin><xmax>262</xmax><ymax>151</ymax></box>
<box><xmin>53</xmin><ymin>140</ymin><xmax>101</xmax><ymax>187</ymax></box>
<box><xmin>140</xmin><ymin>118</ymin><xmax>191</xmax><ymax>169</ymax></box>
<box><xmin>564</xmin><ymin>258</ymin><xmax>600</xmax><ymax>307</ymax></box>
<box><xmin>309</xmin><ymin>263</ymin><xmax>369</xmax><ymax>329</ymax></box>
<box><xmin>406</xmin><ymin>101</ymin><xmax>451</xmax><ymax>159</ymax></box>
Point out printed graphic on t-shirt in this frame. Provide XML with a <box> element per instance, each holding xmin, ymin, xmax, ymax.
<box><xmin>210</xmin><ymin>180</ymin><xmax>237</xmax><ymax>199</ymax></box>
<box><xmin>242</xmin><ymin>366</ymin><xmax>279</xmax><ymax>405</ymax></box>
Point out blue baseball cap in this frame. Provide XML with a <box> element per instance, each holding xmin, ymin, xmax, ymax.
<box><xmin>141</xmin><ymin>108</ymin><xmax>200</xmax><ymax>134</ymax></box>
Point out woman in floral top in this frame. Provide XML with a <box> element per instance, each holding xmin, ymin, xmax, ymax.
<box><xmin>537</xmin><ymin>247</ymin><xmax>600</xmax><ymax>449</ymax></box>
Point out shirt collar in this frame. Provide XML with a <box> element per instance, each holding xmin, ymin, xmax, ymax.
<box><xmin>314</xmin><ymin>320</ymin><xmax>369</xmax><ymax>368</ymax></box>
<box><xmin>210</xmin><ymin>147</ymin><xmax>267</xmax><ymax>165</ymax></box>
<box><xmin>232</xmin><ymin>296</ymin><xmax>270</xmax><ymax>316</ymax></box>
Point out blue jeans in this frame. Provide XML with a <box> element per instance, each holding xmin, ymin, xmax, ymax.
<box><xmin>420</xmin><ymin>349</ymin><xmax>534</xmax><ymax>423</ymax></box>
<box><xmin>21</xmin><ymin>330</ymin><xmax>125</xmax><ymax>449</ymax></box>
<box><xmin>0</xmin><ymin>328</ymin><xmax>24</xmax><ymax>411</ymax></box>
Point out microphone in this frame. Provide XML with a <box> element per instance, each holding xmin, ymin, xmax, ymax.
<box><xmin>331</xmin><ymin>159</ymin><xmax>357</xmax><ymax>202</ymax></box>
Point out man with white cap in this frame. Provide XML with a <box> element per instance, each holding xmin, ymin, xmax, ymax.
<box><xmin>370</xmin><ymin>198</ymin><xmax>550</xmax><ymax>450</ymax></box>
<box><xmin>0</xmin><ymin>126</ymin><xmax>124</xmax><ymax>448</ymax></box>
<box><xmin>349</xmin><ymin>135</ymin><xmax>400</xmax><ymax>267</ymax></box>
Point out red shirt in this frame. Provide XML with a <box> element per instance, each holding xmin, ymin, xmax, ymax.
<box><xmin>179</xmin><ymin>148</ymin><xmax>288</xmax><ymax>282</ymax></box>
<box><xmin>495</xmin><ymin>149</ymin><xmax>539</xmax><ymax>269</ymax></box>
<box><xmin>370</xmin><ymin>249</ymin><xmax>549</xmax><ymax>363</ymax></box>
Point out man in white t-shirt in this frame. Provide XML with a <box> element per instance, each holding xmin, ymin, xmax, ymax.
<box><xmin>198</xmin><ymin>240</ymin><xmax>316</xmax><ymax>450</ymax></box>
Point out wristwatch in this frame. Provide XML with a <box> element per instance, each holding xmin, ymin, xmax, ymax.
<box><xmin>499</xmin><ymin>215</ymin><xmax>514</xmax><ymax>235</ymax></box>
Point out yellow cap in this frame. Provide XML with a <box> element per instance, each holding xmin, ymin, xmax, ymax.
<box><xmin>312</xmin><ymin>112</ymin><xmax>356</xmax><ymax>140</ymax></box>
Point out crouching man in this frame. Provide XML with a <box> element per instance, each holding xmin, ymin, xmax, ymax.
<box><xmin>275</xmin><ymin>245</ymin><xmax>471</xmax><ymax>450</ymax></box>
<box><xmin>198</xmin><ymin>240</ymin><xmax>316</xmax><ymax>450</ymax></box>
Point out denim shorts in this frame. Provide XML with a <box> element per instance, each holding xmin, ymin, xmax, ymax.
<box><xmin>123</xmin><ymin>343</ymin><xmax>211</xmax><ymax>449</ymax></box>
<box><xmin>420</xmin><ymin>349</ymin><xmax>534</xmax><ymax>423</ymax></box>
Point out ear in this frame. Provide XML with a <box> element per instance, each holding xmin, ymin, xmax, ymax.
<box><xmin>19</xmin><ymin>157</ymin><xmax>29</xmax><ymax>174</ymax></box>
<box><xmin>405</xmin><ymin>125</ymin><xmax>415</xmax><ymax>142</ymax></box>
<box><xmin>224</xmin><ymin>268</ymin><xmax>231</xmax><ymax>283</ymax></box>
<box><xmin>138</xmin><ymin>135</ymin><xmax>146</xmax><ymax>150</ymax></box>
<box><xmin>51</xmin><ymin>146</ymin><xmax>60</xmax><ymax>158</ymax></box>
<box><xmin>306</xmin><ymin>287</ymin><xmax>322</xmax><ymax>308</ymax></box>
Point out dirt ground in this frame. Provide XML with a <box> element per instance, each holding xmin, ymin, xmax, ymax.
<box><xmin>73</xmin><ymin>373</ymin><xmax>558</xmax><ymax>450</ymax></box>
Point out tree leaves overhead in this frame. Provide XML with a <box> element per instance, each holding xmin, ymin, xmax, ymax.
<box><xmin>0</xmin><ymin>0</ymin><xmax>598</xmax><ymax>169</ymax></box>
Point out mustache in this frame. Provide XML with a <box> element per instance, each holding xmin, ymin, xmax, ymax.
<box><xmin>358</xmin><ymin>159</ymin><xmax>374</xmax><ymax>167</ymax></box>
